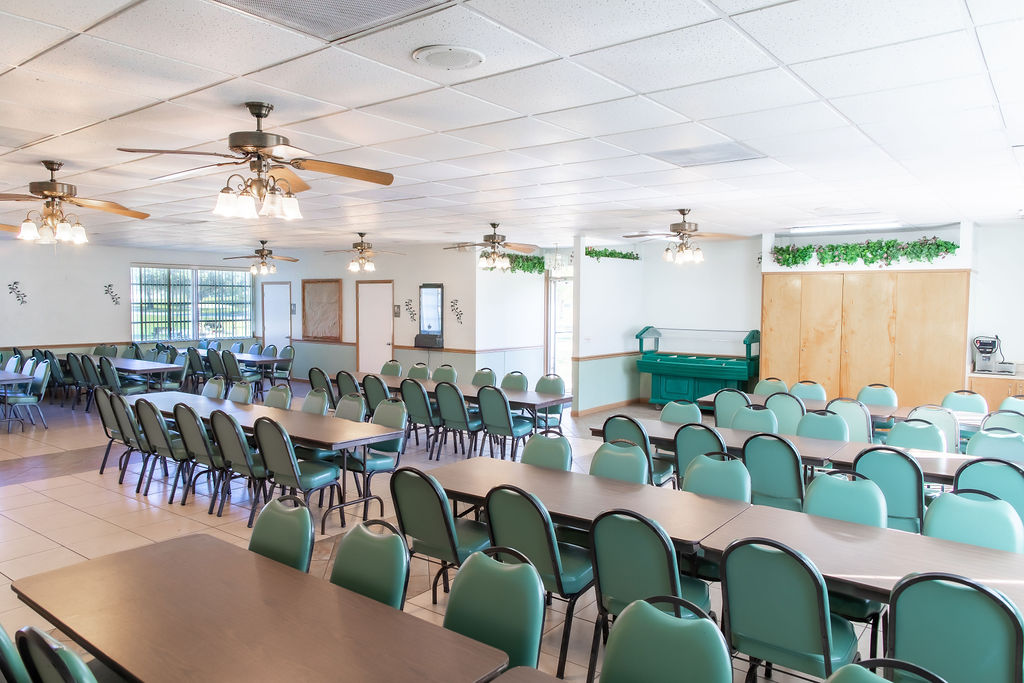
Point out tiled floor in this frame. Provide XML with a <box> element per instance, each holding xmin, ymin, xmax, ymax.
<box><xmin>0</xmin><ymin>388</ymin><xmax>872</xmax><ymax>681</ymax></box>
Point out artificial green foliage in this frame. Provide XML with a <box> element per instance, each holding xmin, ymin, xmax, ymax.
<box><xmin>508</xmin><ymin>254</ymin><xmax>546</xmax><ymax>274</ymax></box>
<box><xmin>771</xmin><ymin>237</ymin><xmax>958</xmax><ymax>268</ymax></box>
<box><xmin>584</xmin><ymin>246</ymin><xmax>640</xmax><ymax>262</ymax></box>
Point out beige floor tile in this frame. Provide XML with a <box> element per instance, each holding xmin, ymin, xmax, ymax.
<box><xmin>538</xmin><ymin>651</ymin><xmax>590</xmax><ymax>682</ymax></box>
<box><xmin>0</xmin><ymin>485</ymin><xmax>35</xmax><ymax>500</ymax></box>
<box><xmin>43</xmin><ymin>519</ymin><xmax>128</xmax><ymax>545</ymax></box>
<box><xmin>3</xmin><ymin>504</ymin><xmax>96</xmax><ymax>533</ymax></box>
<box><xmin>0</xmin><ymin>582</ymin><xmax>22</xmax><ymax>614</ymax></box>
<box><xmin>62</xmin><ymin>530</ymin><xmax>152</xmax><ymax>559</ymax></box>
<box><xmin>0</xmin><ymin>534</ymin><xmax>60</xmax><ymax>563</ymax></box>
<box><xmin>404</xmin><ymin>604</ymin><xmax>445</xmax><ymax>627</ymax></box>
<box><xmin>71</xmin><ymin>497</ymin><xmax>149</xmax><ymax>518</ymax></box>
<box><xmin>0</xmin><ymin>547</ymin><xmax>86</xmax><ymax>581</ymax></box>
<box><xmin>541</xmin><ymin>615</ymin><xmax>598</xmax><ymax>669</ymax></box>
<box><xmin>0</xmin><ymin>491</ymin><xmax>51</xmax><ymax>512</ymax></box>
<box><xmin>0</xmin><ymin>438</ymin><xmax>62</xmax><ymax>459</ymax></box>
<box><xmin>105</xmin><ymin>506</ymin><xmax>184</xmax><ymax>530</ymax></box>
<box><xmin>0</xmin><ymin>604</ymin><xmax>55</xmax><ymax>640</ymax></box>
<box><xmin>132</xmin><ymin>518</ymin><xmax>210</xmax><ymax>542</ymax></box>
<box><xmin>0</xmin><ymin>517</ymin><xmax>38</xmax><ymax>542</ymax></box>
<box><xmin>21</xmin><ymin>475</ymin><xmax>87</xmax><ymax>492</ymax></box>
<box><xmin>194</xmin><ymin>528</ymin><xmax>251</xmax><ymax>549</ymax></box>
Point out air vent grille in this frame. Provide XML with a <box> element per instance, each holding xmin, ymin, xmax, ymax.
<box><xmin>215</xmin><ymin>0</ymin><xmax>448</xmax><ymax>41</ymax></box>
<box><xmin>650</xmin><ymin>142</ymin><xmax>763</xmax><ymax>168</ymax></box>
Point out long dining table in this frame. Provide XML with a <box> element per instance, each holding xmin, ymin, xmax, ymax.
<box><xmin>12</xmin><ymin>535</ymin><xmax>509</xmax><ymax>682</ymax></box>
<box><xmin>80</xmin><ymin>355</ymin><xmax>181</xmax><ymax>375</ymax></box>
<box><xmin>179</xmin><ymin>348</ymin><xmax>286</xmax><ymax>366</ymax></box>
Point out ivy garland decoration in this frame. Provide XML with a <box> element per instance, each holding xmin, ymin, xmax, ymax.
<box><xmin>584</xmin><ymin>246</ymin><xmax>640</xmax><ymax>262</ymax></box>
<box><xmin>508</xmin><ymin>254</ymin><xmax>546</xmax><ymax>274</ymax></box>
<box><xmin>772</xmin><ymin>237</ymin><xmax>958</xmax><ymax>268</ymax></box>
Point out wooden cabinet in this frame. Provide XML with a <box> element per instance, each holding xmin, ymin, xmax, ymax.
<box><xmin>761</xmin><ymin>270</ymin><xmax>969</xmax><ymax>404</ymax></box>
<box><xmin>969</xmin><ymin>375</ymin><xmax>1024</xmax><ymax>411</ymax></box>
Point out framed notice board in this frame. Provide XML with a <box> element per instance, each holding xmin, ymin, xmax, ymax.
<box><xmin>301</xmin><ymin>279</ymin><xmax>343</xmax><ymax>341</ymax></box>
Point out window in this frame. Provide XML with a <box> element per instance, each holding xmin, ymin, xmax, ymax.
<box><xmin>130</xmin><ymin>265</ymin><xmax>252</xmax><ymax>342</ymax></box>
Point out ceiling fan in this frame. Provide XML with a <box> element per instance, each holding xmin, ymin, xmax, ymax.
<box><xmin>324</xmin><ymin>232</ymin><xmax>404</xmax><ymax>273</ymax></box>
<box><xmin>445</xmin><ymin>223</ymin><xmax>540</xmax><ymax>271</ymax></box>
<box><xmin>223</xmin><ymin>240</ymin><xmax>298</xmax><ymax>275</ymax></box>
<box><xmin>622</xmin><ymin>209</ymin><xmax>741</xmax><ymax>264</ymax></box>
<box><xmin>0</xmin><ymin>160</ymin><xmax>149</xmax><ymax>242</ymax></box>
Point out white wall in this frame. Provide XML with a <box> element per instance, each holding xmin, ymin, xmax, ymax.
<box><xmin>575</xmin><ymin>238</ymin><xmax>647</xmax><ymax>357</ymax></box>
<box><xmin>970</xmin><ymin>221</ymin><xmax>1024</xmax><ymax>362</ymax></box>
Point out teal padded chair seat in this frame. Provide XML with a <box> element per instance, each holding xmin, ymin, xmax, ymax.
<box><xmin>345</xmin><ymin>450</ymin><xmax>399</xmax><ymax>473</ymax></box>
<box><xmin>540</xmin><ymin>542</ymin><xmax>593</xmax><ymax>596</ymax></box>
<box><xmin>463</xmin><ymin>415</ymin><xmax>483</xmax><ymax>431</ymax></box>
<box><xmin>295</xmin><ymin>460</ymin><xmax>341</xmax><ymax>490</ymax></box>
<box><xmin>295</xmin><ymin>445</ymin><xmax>337</xmax><ymax>461</ymax></box>
<box><xmin>732</xmin><ymin>613</ymin><xmax>858</xmax><ymax>677</ymax></box>
<box><xmin>651</xmin><ymin>459</ymin><xmax>676</xmax><ymax>487</ymax></box>
<box><xmin>410</xmin><ymin>518</ymin><xmax>490</xmax><ymax>564</ymax></box>
<box><xmin>509</xmin><ymin>416</ymin><xmax>533</xmax><ymax>437</ymax></box>
<box><xmin>602</xmin><ymin>574</ymin><xmax>711</xmax><ymax>618</ymax></box>
<box><xmin>829</xmin><ymin>593</ymin><xmax>884</xmax><ymax>620</ymax></box>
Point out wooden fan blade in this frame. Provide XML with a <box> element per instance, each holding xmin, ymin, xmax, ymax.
<box><xmin>268</xmin><ymin>166</ymin><xmax>310</xmax><ymax>193</ymax></box>
<box><xmin>64</xmin><ymin>197</ymin><xmax>149</xmax><ymax>219</ymax></box>
<box><xmin>223</xmin><ymin>255</ymin><xmax>261</xmax><ymax>260</ymax></box>
<box><xmin>269</xmin><ymin>255</ymin><xmax>299</xmax><ymax>262</ymax></box>
<box><xmin>443</xmin><ymin>242</ymin><xmax>487</xmax><ymax>250</ymax></box>
<box><xmin>372</xmin><ymin>249</ymin><xmax>405</xmax><ymax>256</ymax></box>
<box><xmin>290</xmin><ymin>159</ymin><xmax>394</xmax><ymax>186</ymax></box>
<box><xmin>622</xmin><ymin>232</ymin><xmax>675</xmax><ymax>238</ymax></box>
<box><xmin>693</xmin><ymin>232</ymin><xmax>744</xmax><ymax>241</ymax></box>
<box><xmin>323</xmin><ymin>248</ymin><xmax>357</xmax><ymax>254</ymax></box>
<box><xmin>118</xmin><ymin>147</ymin><xmax>245</xmax><ymax>160</ymax></box>
<box><xmin>504</xmin><ymin>242</ymin><xmax>539</xmax><ymax>254</ymax></box>
<box><xmin>261</xmin><ymin>145</ymin><xmax>312</xmax><ymax>161</ymax></box>
<box><xmin>0</xmin><ymin>224</ymin><xmax>19</xmax><ymax>233</ymax></box>
<box><xmin>151</xmin><ymin>160</ymin><xmax>247</xmax><ymax>183</ymax></box>
<box><xmin>0</xmin><ymin>194</ymin><xmax>39</xmax><ymax>202</ymax></box>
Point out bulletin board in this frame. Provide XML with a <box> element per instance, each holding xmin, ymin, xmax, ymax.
<box><xmin>301</xmin><ymin>279</ymin><xmax>343</xmax><ymax>341</ymax></box>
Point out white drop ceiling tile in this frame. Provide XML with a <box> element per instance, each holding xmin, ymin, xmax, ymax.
<box><xmin>287</xmin><ymin>110</ymin><xmax>430</xmax><ymax>146</ymax></box>
<box><xmin>563</xmin><ymin>155</ymin><xmax>677</xmax><ymax>178</ymax></box>
<box><xmin>447</xmin><ymin>117</ymin><xmax>579</xmax><ymax>149</ymax></box>
<box><xmin>1004</xmin><ymin>102</ymin><xmax>1024</xmax><ymax>145</ymax></box>
<box><xmin>831</xmin><ymin>76</ymin><xmax>997</xmax><ymax>125</ymax></box>
<box><xmin>344</xmin><ymin>6</ymin><xmax>556</xmax><ymax>85</ymax></box>
<box><xmin>745</xmin><ymin>126</ymin><xmax>876</xmax><ymax>157</ymax></box>
<box><xmin>88</xmin><ymin>0</ymin><xmax>323</xmax><ymax>75</ymax></box>
<box><xmin>599</xmin><ymin>123</ymin><xmax>732</xmax><ymax>154</ymax></box>
<box><xmin>967</xmin><ymin>0</ymin><xmax>1024</xmax><ymax>24</ymax></box>
<box><xmin>112</xmin><ymin>103</ymin><xmax>251</xmax><ymax>144</ymax></box>
<box><xmin>537</xmin><ymin>97</ymin><xmax>688</xmax><ymax>137</ymax></box>
<box><xmin>299</xmin><ymin>146</ymin><xmax>426</xmax><ymax>171</ymax></box>
<box><xmin>392</xmin><ymin>161</ymin><xmax>482</xmax><ymax>182</ymax></box>
<box><xmin>374</xmin><ymin>134</ymin><xmax>497</xmax><ymax>161</ymax></box>
<box><xmin>649</xmin><ymin>69</ymin><xmax>816</xmax><ymax>123</ymax></box>
<box><xmin>695</xmin><ymin>157</ymin><xmax>793</xmax><ymax>179</ymax></box>
<box><xmin>249</xmin><ymin>48</ymin><xmax>437</xmax><ymax>108</ymax></box>
<box><xmin>265</xmin><ymin>127</ymin><xmax>355</xmax><ymax>155</ymax></box>
<box><xmin>735</xmin><ymin>0</ymin><xmax>964</xmax><ymax>64</ymax></box>
<box><xmin>990</xmin><ymin>69</ymin><xmax>1024</xmax><ymax>104</ymax></box>
<box><xmin>977</xmin><ymin>20</ymin><xmax>1024</xmax><ymax>73</ymax></box>
<box><xmin>24</xmin><ymin>34</ymin><xmax>228</xmax><ymax>100</ymax></box>
<box><xmin>792</xmin><ymin>32</ymin><xmax>986</xmax><ymax>99</ymax></box>
<box><xmin>0</xmin><ymin>125</ymin><xmax>51</xmax><ymax>149</ymax></box>
<box><xmin>531</xmin><ymin>177</ymin><xmax>635</xmax><ymax>196</ymax></box>
<box><xmin>454</xmin><ymin>60</ymin><xmax>630</xmax><ymax>116</ymax></box>
<box><xmin>0</xmin><ymin>68</ymin><xmax>159</xmax><ymax>121</ymax></box>
<box><xmin>443</xmin><ymin>150</ymin><xmax>547</xmax><ymax>173</ymax></box>
<box><xmin>514</xmin><ymin>138</ymin><xmax>631</xmax><ymax>164</ymax></box>
<box><xmin>574</xmin><ymin>21</ymin><xmax>774</xmax><ymax>93</ymax></box>
<box><xmin>362</xmin><ymin>89</ymin><xmax>518</xmax><ymax>132</ymax></box>
<box><xmin>614</xmin><ymin>168</ymin><xmax>711</xmax><ymax>187</ymax></box>
<box><xmin>172</xmin><ymin>79</ymin><xmax>345</xmax><ymax>126</ymax></box>
<box><xmin>710</xmin><ymin>0</ymin><xmax>787</xmax><ymax>13</ymax></box>
<box><xmin>0</xmin><ymin>0</ymin><xmax>132</xmax><ymax>31</ymax></box>
<box><xmin>467</xmin><ymin>0</ymin><xmax>715</xmax><ymax>56</ymax></box>
<box><xmin>0</xmin><ymin>12</ymin><xmax>71</xmax><ymax>66</ymax></box>
<box><xmin>703</xmin><ymin>102</ymin><xmax>847</xmax><ymax>140</ymax></box>
<box><xmin>400</xmin><ymin>182</ymin><xmax>471</xmax><ymax>198</ymax></box>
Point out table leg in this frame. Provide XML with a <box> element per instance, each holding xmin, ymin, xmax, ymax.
<box><xmin>319</xmin><ymin>445</ymin><xmax>384</xmax><ymax>534</ymax></box>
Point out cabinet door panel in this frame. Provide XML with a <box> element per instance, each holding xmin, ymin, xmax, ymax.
<box><xmin>799</xmin><ymin>273</ymin><xmax>844</xmax><ymax>398</ymax></box>
<box><xmin>840</xmin><ymin>272</ymin><xmax>896</xmax><ymax>397</ymax></box>
<box><xmin>893</xmin><ymin>271</ymin><xmax>969</xmax><ymax>407</ymax></box>
<box><xmin>761</xmin><ymin>273</ymin><xmax>802</xmax><ymax>386</ymax></box>
<box><xmin>969</xmin><ymin>376</ymin><xmax>1016</xmax><ymax>411</ymax></box>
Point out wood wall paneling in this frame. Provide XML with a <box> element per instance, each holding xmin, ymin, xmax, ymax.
<box><xmin>840</xmin><ymin>272</ymin><xmax>896</xmax><ymax>396</ymax></box>
<box><xmin>968</xmin><ymin>376</ymin><xmax>1020</xmax><ymax>411</ymax></box>
<box><xmin>760</xmin><ymin>273</ymin><xmax>802</xmax><ymax>386</ymax></box>
<box><xmin>798</xmin><ymin>273</ymin><xmax>844</xmax><ymax>398</ymax></box>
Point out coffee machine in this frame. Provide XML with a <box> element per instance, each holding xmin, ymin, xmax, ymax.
<box><xmin>973</xmin><ymin>335</ymin><xmax>1015</xmax><ymax>374</ymax></box>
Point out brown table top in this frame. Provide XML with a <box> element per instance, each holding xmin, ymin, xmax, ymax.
<box><xmin>496</xmin><ymin>667</ymin><xmax>559</xmax><ymax>682</ymax></box>
<box><xmin>181</xmin><ymin>348</ymin><xmax>285</xmax><ymax>365</ymax></box>
<box><xmin>80</xmin><ymin>355</ymin><xmax>181</xmax><ymax>374</ymax></box>
<box><xmin>589</xmin><ymin>417</ymin><xmax>848</xmax><ymax>466</ymax></box>
<box><xmin>352</xmin><ymin>372</ymin><xmax>572</xmax><ymax>410</ymax></box>
<box><xmin>429</xmin><ymin>458</ymin><xmax>749</xmax><ymax>550</ymax></box>
<box><xmin>0</xmin><ymin>371</ymin><xmax>32</xmax><ymax>386</ymax></box>
<box><xmin>129</xmin><ymin>391</ymin><xmax>400</xmax><ymax>450</ymax></box>
<box><xmin>828</xmin><ymin>441</ymin><xmax>975</xmax><ymax>485</ymax></box>
<box><xmin>696</xmin><ymin>392</ymin><xmax>898</xmax><ymax>421</ymax></box>
<box><xmin>700</xmin><ymin>504</ymin><xmax>1024</xmax><ymax>607</ymax></box>
<box><xmin>12</xmin><ymin>535</ymin><xmax>508</xmax><ymax>683</ymax></box>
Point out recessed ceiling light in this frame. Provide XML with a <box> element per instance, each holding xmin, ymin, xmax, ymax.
<box><xmin>412</xmin><ymin>44</ymin><xmax>485</xmax><ymax>70</ymax></box>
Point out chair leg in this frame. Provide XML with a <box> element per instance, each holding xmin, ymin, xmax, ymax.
<box><xmin>557</xmin><ymin>593</ymin><xmax>581</xmax><ymax>678</ymax></box>
<box><xmin>431</xmin><ymin>561</ymin><xmax>450</xmax><ymax>605</ymax></box>
<box><xmin>217</xmin><ymin>473</ymin><xmax>231</xmax><ymax>517</ymax></box>
<box><xmin>168</xmin><ymin>461</ymin><xmax>185</xmax><ymax>504</ymax></box>
<box><xmin>117</xmin><ymin>448</ymin><xmax>135</xmax><ymax>484</ymax></box>
<box><xmin>868</xmin><ymin>611</ymin><xmax>880</xmax><ymax>658</ymax></box>
<box><xmin>586</xmin><ymin>616</ymin><xmax>603</xmax><ymax>683</ymax></box>
<box><xmin>99</xmin><ymin>439</ymin><xmax>114</xmax><ymax>474</ymax></box>
<box><xmin>745</xmin><ymin>658</ymin><xmax>762</xmax><ymax>683</ymax></box>
<box><xmin>247</xmin><ymin>479</ymin><xmax>264</xmax><ymax>528</ymax></box>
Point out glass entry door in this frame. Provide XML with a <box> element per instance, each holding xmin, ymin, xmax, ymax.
<box><xmin>547</xmin><ymin>277</ymin><xmax>573</xmax><ymax>389</ymax></box>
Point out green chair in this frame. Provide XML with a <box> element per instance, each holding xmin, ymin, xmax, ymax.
<box><xmin>197</xmin><ymin>340</ymin><xmax>209</xmax><ymax>350</ymax></box>
<box><xmin>210</xmin><ymin>409</ymin><xmax>270</xmax><ymax>527</ymax></box>
<box><xmin>335</xmin><ymin>370</ymin><xmax>361</xmax><ymax>400</ymax></box>
<box><xmin>4</xmin><ymin>354</ymin><xmax>21</xmax><ymax>372</ymax></box>
<box><xmin>942</xmin><ymin>389</ymin><xmax>987</xmax><ymax>414</ymax></box>
<box><xmin>329</xmin><ymin>519</ymin><xmax>410</xmax><ymax>609</ymax></box>
<box><xmin>742</xmin><ymin>433</ymin><xmax>804</xmax><ymax>511</ymax></box>
<box><xmin>500</xmin><ymin>371</ymin><xmax>528</xmax><ymax>391</ymax></box>
<box><xmin>791</xmin><ymin>380</ymin><xmax>827</xmax><ymax>401</ymax></box>
<box><xmin>0</xmin><ymin>619</ymin><xmax>29</xmax><ymax>683</ymax></box>
<box><xmin>673</xmin><ymin>423</ymin><xmax>726</xmax><ymax>485</ymax></box>
<box><xmin>248</xmin><ymin>495</ymin><xmax>315</xmax><ymax>572</ymax></box>
<box><xmin>271</xmin><ymin>345</ymin><xmax>294</xmax><ymax>388</ymax></box>
<box><xmin>660</xmin><ymin>400</ymin><xmax>702</xmax><ymax>425</ymax></box>
<box><xmin>150</xmin><ymin>356</ymin><xmax>189</xmax><ymax>392</ymax></box>
<box><xmin>520</xmin><ymin>431</ymin><xmax>572</xmax><ymax>471</ymax></box>
<box><xmin>307</xmin><ymin>367</ymin><xmax>337</xmax><ymax>409</ymax></box>
<box><xmin>202</xmin><ymin>376</ymin><xmax>227</xmax><ymax>399</ymax></box>
<box><xmin>135</xmin><ymin>398</ymin><xmax>189</xmax><ymax>501</ymax></box>
<box><xmin>682</xmin><ymin>453</ymin><xmax>751</xmax><ymax>502</ymax></box>
<box><xmin>1001</xmin><ymin>395</ymin><xmax>1024</xmax><ymax>412</ymax></box>
<box><xmin>43</xmin><ymin>350</ymin><xmax>72</xmax><ymax>407</ymax></box>
<box><xmin>804</xmin><ymin>471</ymin><xmax>888</xmax><ymax>656</ymax></box>
<box><xmin>121</xmin><ymin>343</ymin><xmax>140</xmax><ymax>359</ymax></box>
<box><xmin>532</xmin><ymin>373</ymin><xmax>565</xmax><ymax>434</ymax></box>
<box><xmin>175</xmin><ymin>402</ymin><xmax>232</xmax><ymax>513</ymax></box>
<box><xmin>108</xmin><ymin>393</ymin><xmax>152</xmax><ymax>490</ymax></box>
<box><xmin>730</xmin><ymin>405</ymin><xmax>779</xmax><ymax>433</ymax></box>
<box><xmin>486</xmin><ymin>484</ymin><xmax>594</xmax><ymax>676</ymax></box>
<box><xmin>15</xmin><ymin>627</ymin><xmax>96</xmax><ymax>683</ymax></box>
<box><xmin>3</xmin><ymin>359</ymin><xmax>50</xmax><ymax>428</ymax></box>
<box><xmin>797</xmin><ymin>410</ymin><xmax>849</xmax><ymax>441</ymax></box>
<box><xmin>857</xmin><ymin>383</ymin><xmax>899</xmax><ymax>441</ymax></box>
<box><xmin>336</xmin><ymin>392</ymin><xmax>367</xmax><ymax>422</ymax></box>
<box><xmin>80</xmin><ymin>355</ymin><xmax>106</xmax><ymax>412</ymax></box>
<box><xmin>479</xmin><ymin>385</ymin><xmax>533</xmax><ymax>460</ymax></box>
<box><xmin>300</xmin><ymin>388</ymin><xmax>331</xmax><ymax>416</ymax></box>
<box><xmin>246</xmin><ymin>342</ymin><xmax>262</xmax><ymax>355</ymax></box>
<box><xmin>264</xmin><ymin>384</ymin><xmax>292</xmax><ymax>409</ymax></box>
<box><xmin>604</xmin><ymin>414</ymin><xmax>674</xmax><ymax>487</ymax></box>
<box><xmin>443</xmin><ymin>548</ymin><xmax>545</xmax><ymax>669</ymax></box>
<box><xmin>886</xmin><ymin>418</ymin><xmax>947</xmax><ymax>452</ymax></box>
<box><xmin>390</xmin><ymin>466</ymin><xmax>491</xmax><ymax>603</ymax></box>
<box><xmin>923</xmin><ymin>490</ymin><xmax>1024</xmax><ymax>552</ymax></box>
<box><xmin>907</xmin><ymin>405</ymin><xmax>960</xmax><ymax>454</ymax></box>
<box><xmin>92</xmin><ymin>388</ymin><xmax>123</xmax><ymax>475</ymax></box>
<box><xmin>826</xmin><ymin>398</ymin><xmax>873</xmax><ymax>443</ymax></box>
<box><xmin>380</xmin><ymin>359</ymin><xmax>402</xmax><ymax>376</ymax></box>
<box><xmin>853</xmin><ymin>446</ymin><xmax>925</xmax><ymax>533</ymax></box>
<box><xmin>207</xmin><ymin>341</ymin><xmax>221</xmax><ymax>351</ymax></box>
<box><xmin>587</xmin><ymin>509</ymin><xmax>712</xmax><ymax>682</ymax></box>
<box><xmin>185</xmin><ymin>347</ymin><xmax>208</xmax><ymax>393</ymax></box>
<box><xmin>889</xmin><ymin>572</ymin><xmax>1024</xmax><ymax>683</ymax></box>
<box><xmin>227</xmin><ymin>381</ymin><xmax>254</xmax><ymax>404</ymax></box>
<box><xmin>222</xmin><ymin>351</ymin><xmax>263</xmax><ymax>400</ymax></box>
<box><xmin>435</xmin><ymin>381</ymin><xmax>483</xmax><ymax>458</ymax></box>
<box><xmin>362</xmin><ymin>374</ymin><xmax>390</xmax><ymax>413</ymax></box>
<box><xmin>207</xmin><ymin>348</ymin><xmax>227</xmax><ymax>379</ymax></box>
<box><xmin>600</xmin><ymin>597</ymin><xmax>733</xmax><ymax>683</ymax></box>
<box><xmin>401</xmin><ymin>378</ymin><xmax>441</xmax><ymax>459</ymax></box>
<box><xmin>827</xmin><ymin>659</ymin><xmax>947</xmax><ymax>683</ymax></box>
<box><xmin>966</xmin><ymin>428</ymin><xmax>1024</xmax><ymax>462</ymax></box>
<box><xmin>713</xmin><ymin>388</ymin><xmax>750</xmax><ymax>428</ymax></box>
<box><xmin>983</xmin><ymin>410</ymin><xmax>1024</xmax><ymax>435</ymax></box>
<box><xmin>590</xmin><ymin>440</ymin><xmax>650</xmax><ymax>484</ymax></box>
<box><xmin>339</xmin><ymin>398</ymin><xmax>407</xmax><ymax>525</ymax></box>
<box><xmin>721</xmin><ymin>537</ymin><xmax>858</xmax><ymax>681</ymax></box>
<box><xmin>765</xmin><ymin>392</ymin><xmax>806</xmax><ymax>435</ymax></box>
<box><xmin>64</xmin><ymin>353</ymin><xmax>87</xmax><ymax>409</ymax></box>
<box><xmin>100</xmin><ymin>356</ymin><xmax>147</xmax><ymax>397</ymax></box>
<box><xmin>753</xmin><ymin>377</ymin><xmax>789</xmax><ymax>395</ymax></box>
<box><xmin>229</xmin><ymin>341</ymin><xmax>243</xmax><ymax>353</ymax></box>
<box><xmin>955</xmin><ymin>458</ymin><xmax>1024</xmax><ymax>524</ymax></box>
<box><xmin>472</xmin><ymin>368</ymin><xmax>496</xmax><ymax>387</ymax></box>
<box><xmin>407</xmin><ymin>362</ymin><xmax>429</xmax><ymax>380</ymax></box>
<box><xmin>432</xmin><ymin>364</ymin><xmax>457</xmax><ymax>383</ymax></box>
<box><xmin>256</xmin><ymin>344</ymin><xmax>277</xmax><ymax>383</ymax></box>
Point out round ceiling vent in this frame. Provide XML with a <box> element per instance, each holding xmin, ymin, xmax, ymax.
<box><xmin>412</xmin><ymin>45</ymin><xmax>485</xmax><ymax>70</ymax></box>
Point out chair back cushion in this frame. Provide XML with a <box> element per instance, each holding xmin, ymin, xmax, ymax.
<box><xmin>330</xmin><ymin>521</ymin><xmax>409</xmax><ymax>609</ymax></box>
<box><xmin>248</xmin><ymin>497</ymin><xmax>314</xmax><ymax>572</ymax></box>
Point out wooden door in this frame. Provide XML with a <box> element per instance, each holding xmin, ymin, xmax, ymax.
<box><xmin>798</xmin><ymin>273</ymin><xmax>844</xmax><ymax>398</ymax></box>
<box><xmin>760</xmin><ymin>273</ymin><xmax>802</xmax><ymax>386</ymax></box>
<box><xmin>969</xmin><ymin>376</ymin><xmax>1017</xmax><ymax>411</ymax></box>
<box><xmin>840</xmin><ymin>272</ymin><xmax>896</xmax><ymax>397</ymax></box>
<box><xmin>893</xmin><ymin>271</ymin><xmax>970</xmax><ymax>407</ymax></box>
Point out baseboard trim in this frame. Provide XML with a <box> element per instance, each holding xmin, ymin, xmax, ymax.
<box><xmin>571</xmin><ymin>397</ymin><xmax>647</xmax><ymax>417</ymax></box>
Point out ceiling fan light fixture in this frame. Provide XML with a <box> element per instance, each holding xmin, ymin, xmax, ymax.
<box><xmin>693</xmin><ymin>246</ymin><xmax>704</xmax><ymax>263</ymax></box>
<box><xmin>37</xmin><ymin>225</ymin><xmax>56</xmax><ymax>245</ymax></box>
<box><xmin>259</xmin><ymin>262</ymin><xmax>269</xmax><ymax>275</ymax></box>
<box><xmin>348</xmin><ymin>259</ymin><xmax>361</xmax><ymax>273</ymax></box>
<box><xmin>281</xmin><ymin>194</ymin><xmax>302</xmax><ymax>220</ymax></box>
<box><xmin>55</xmin><ymin>219</ymin><xmax>72</xmax><ymax>242</ymax></box>
<box><xmin>259</xmin><ymin>190</ymin><xmax>285</xmax><ymax>218</ymax></box>
<box><xmin>662</xmin><ymin>246</ymin><xmax>674</xmax><ymax>262</ymax></box>
<box><xmin>363</xmin><ymin>260</ymin><xmax>376</xmax><ymax>273</ymax></box>
<box><xmin>250</xmin><ymin>263</ymin><xmax>258</xmax><ymax>275</ymax></box>
<box><xmin>213</xmin><ymin>188</ymin><xmax>237</xmax><ymax>217</ymax></box>
<box><xmin>70</xmin><ymin>222</ymin><xmax>87</xmax><ymax>244</ymax></box>
<box><xmin>268</xmin><ymin>263</ymin><xmax>277</xmax><ymax>274</ymax></box>
<box><xmin>17</xmin><ymin>218</ymin><xmax>39</xmax><ymax>241</ymax></box>
<box><xmin>236</xmin><ymin>191</ymin><xmax>259</xmax><ymax>220</ymax></box>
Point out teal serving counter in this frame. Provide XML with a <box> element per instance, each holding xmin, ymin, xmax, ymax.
<box><xmin>635</xmin><ymin>328</ymin><xmax>760</xmax><ymax>404</ymax></box>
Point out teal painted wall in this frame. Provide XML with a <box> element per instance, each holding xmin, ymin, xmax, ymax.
<box><xmin>573</xmin><ymin>353</ymin><xmax>649</xmax><ymax>413</ymax></box>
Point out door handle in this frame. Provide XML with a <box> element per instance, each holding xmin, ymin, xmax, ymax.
<box><xmin>386</xmin><ymin>342</ymin><xmax>392</xmax><ymax>346</ymax></box>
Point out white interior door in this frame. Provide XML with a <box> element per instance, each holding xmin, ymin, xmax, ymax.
<box><xmin>261</xmin><ymin>282</ymin><xmax>291</xmax><ymax>351</ymax></box>
<box><xmin>357</xmin><ymin>282</ymin><xmax>394</xmax><ymax>373</ymax></box>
